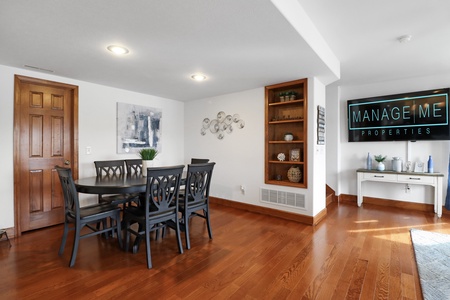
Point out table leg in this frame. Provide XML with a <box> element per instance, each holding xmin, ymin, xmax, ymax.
<box><xmin>357</xmin><ymin>172</ymin><xmax>363</xmax><ymax>207</ymax></box>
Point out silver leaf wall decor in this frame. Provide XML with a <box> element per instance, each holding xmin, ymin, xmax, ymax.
<box><xmin>201</xmin><ymin>111</ymin><xmax>245</xmax><ymax>140</ymax></box>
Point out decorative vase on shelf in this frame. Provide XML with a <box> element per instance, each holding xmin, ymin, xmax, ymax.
<box><xmin>366</xmin><ymin>152</ymin><xmax>372</xmax><ymax>170</ymax></box>
<box><xmin>392</xmin><ymin>157</ymin><xmax>402</xmax><ymax>172</ymax></box>
<box><xmin>374</xmin><ymin>155</ymin><xmax>386</xmax><ymax>171</ymax></box>
<box><xmin>428</xmin><ymin>155</ymin><xmax>434</xmax><ymax>173</ymax></box>
<box><xmin>284</xmin><ymin>133</ymin><xmax>294</xmax><ymax>141</ymax></box>
<box><xmin>287</xmin><ymin>166</ymin><xmax>302</xmax><ymax>183</ymax></box>
<box><xmin>377</xmin><ymin>162</ymin><xmax>385</xmax><ymax>171</ymax></box>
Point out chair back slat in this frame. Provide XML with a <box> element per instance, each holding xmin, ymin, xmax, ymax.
<box><xmin>125</xmin><ymin>159</ymin><xmax>142</xmax><ymax>175</ymax></box>
<box><xmin>185</xmin><ymin>163</ymin><xmax>215</xmax><ymax>206</ymax></box>
<box><xmin>55</xmin><ymin>166</ymin><xmax>81</xmax><ymax>218</ymax></box>
<box><xmin>144</xmin><ymin>165</ymin><xmax>184</xmax><ymax>217</ymax></box>
<box><xmin>94</xmin><ymin>160</ymin><xmax>125</xmax><ymax>177</ymax></box>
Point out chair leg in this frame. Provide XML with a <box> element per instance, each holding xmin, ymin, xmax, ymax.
<box><xmin>205</xmin><ymin>210</ymin><xmax>213</xmax><ymax>239</ymax></box>
<box><xmin>115</xmin><ymin>214</ymin><xmax>123</xmax><ymax>249</ymax></box>
<box><xmin>69</xmin><ymin>224</ymin><xmax>82</xmax><ymax>267</ymax></box>
<box><xmin>145</xmin><ymin>224</ymin><xmax>152</xmax><ymax>269</ymax></box>
<box><xmin>58</xmin><ymin>221</ymin><xmax>69</xmax><ymax>256</ymax></box>
<box><xmin>133</xmin><ymin>223</ymin><xmax>143</xmax><ymax>253</ymax></box>
<box><xmin>124</xmin><ymin>219</ymin><xmax>131</xmax><ymax>252</ymax></box>
<box><xmin>185</xmin><ymin>215</ymin><xmax>191</xmax><ymax>250</ymax></box>
<box><xmin>175</xmin><ymin>218</ymin><xmax>184</xmax><ymax>254</ymax></box>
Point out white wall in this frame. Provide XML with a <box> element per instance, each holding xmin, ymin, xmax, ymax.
<box><xmin>325</xmin><ymin>84</ymin><xmax>340</xmax><ymax>194</ymax></box>
<box><xmin>308</xmin><ymin>78</ymin><xmax>326</xmax><ymax>215</ymax></box>
<box><xmin>0</xmin><ymin>64</ymin><xmax>184</xmax><ymax>229</ymax></box>
<box><xmin>329</xmin><ymin>72</ymin><xmax>450</xmax><ymax>204</ymax></box>
<box><xmin>184</xmin><ymin>77</ymin><xmax>327</xmax><ymax>216</ymax></box>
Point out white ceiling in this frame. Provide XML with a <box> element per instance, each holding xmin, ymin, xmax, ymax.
<box><xmin>1</xmin><ymin>0</ymin><xmax>449</xmax><ymax>101</ymax></box>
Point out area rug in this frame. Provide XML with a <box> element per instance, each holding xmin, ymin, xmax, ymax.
<box><xmin>410</xmin><ymin>229</ymin><xmax>450</xmax><ymax>300</ymax></box>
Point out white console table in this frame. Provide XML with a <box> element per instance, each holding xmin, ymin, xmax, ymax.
<box><xmin>356</xmin><ymin>169</ymin><xmax>444</xmax><ymax>217</ymax></box>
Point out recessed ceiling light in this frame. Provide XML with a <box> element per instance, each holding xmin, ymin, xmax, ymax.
<box><xmin>107</xmin><ymin>45</ymin><xmax>129</xmax><ymax>55</ymax></box>
<box><xmin>191</xmin><ymin>74</ymin><xmax>207</xmax><ymax>81</ymax></box>
<box><xmin>397</xmin><ymin>34</ymin><xmax>412</xmax><ymax>43</ymax></box>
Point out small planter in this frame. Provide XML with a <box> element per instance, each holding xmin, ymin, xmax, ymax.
<box><xmin>142</xmin><ymin>160</ymin><xmax>154</xmax><ymax>177</ymax></box>
<box><xmin>374</xmin><ymin>155</ymin><xmax>387</xmax><ymax>171</ymax></box>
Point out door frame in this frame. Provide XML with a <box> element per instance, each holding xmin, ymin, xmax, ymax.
<box><xmin>13</xmin><ymin>75</ymin><xmax>79</xmax><ymax>236</ymax></box>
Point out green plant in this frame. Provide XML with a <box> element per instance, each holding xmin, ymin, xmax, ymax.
<box><xmin>374</xmin><ymin>155</ymin><xmax>387</xmax><ymax>163</ymax></box>
<box><xmin>139</xmin><ymin>148</ymin><xmax>158</xmax><ymax>160</ymax></box>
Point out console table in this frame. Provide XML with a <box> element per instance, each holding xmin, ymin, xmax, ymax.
<box><xmin>356</xmin><ymin>169</ymin><xmax>444</xmax><ymax>217</ymax></box>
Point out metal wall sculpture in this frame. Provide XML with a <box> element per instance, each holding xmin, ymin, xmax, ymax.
<box><xmin>201</xmin><ymin>111</ymin><xmax>245</xmax><ymax>140</ymax></box>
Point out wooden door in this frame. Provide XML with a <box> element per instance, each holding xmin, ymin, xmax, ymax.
<box><xmin>14</xmin><ymin>75</ymin><xmax>78</xmax><ymax>234</ymax></box>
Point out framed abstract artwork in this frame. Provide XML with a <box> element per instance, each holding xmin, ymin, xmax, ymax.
<box><xmin>116</xmin><ymin>102</ymin><xmax>162</xmax><ymax>154</ymax></box>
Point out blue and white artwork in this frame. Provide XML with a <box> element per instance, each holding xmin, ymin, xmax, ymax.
<box><xmin>117</xmin><ymin>102</ymin><xmax>162</xmax><ymax>154</ymax></box>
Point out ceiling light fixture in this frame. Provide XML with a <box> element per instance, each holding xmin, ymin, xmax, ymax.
<box><xmin>191</xmin><ymin>74</ymin><xmax>207</xmax><ymax>81</ymax></box>
<box><xmin>107</xmin><ymin>45</ymin><xmax>129</xmax><ymax>55</ymax></box>
<box><xmin>397</xmin><ymin>34</ymin><xmax>412</xmax><ymax>44</ymax></box>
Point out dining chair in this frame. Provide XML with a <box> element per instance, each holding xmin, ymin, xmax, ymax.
<box><xmin>190</xmin><ymin>158</ymin><xmax>210</xmax><ymax>164</ymax></box>
<box><xmin>123</xmin><ymin>165</ymin><xmax>185</xmax><ymax>269</ymax></box>
<box><xmin>55</xmin><ymin>166</ymin><xmax>122</xmax><ymax>267</ymax></box>
<box><xmin>178</xmin><ymin>158</ymin><xmax>210</xmax><ymax>198</ymax></box>
<box><xmin>125</xmin><ymin>159</ymin><xmax>143</xmax><ymax>175</ymax></box>
<box><xmin>94</xmin><ymin>160</ymin><xmax>135</xmax><ymax>206</ymax></box>
<box><xmin>177</xmin><ymin>162</ymin><xmax>215</xmax><ymax>250</ymax></box>
<box><xmin>125</xmin><ymin>159</ymin><xmax>145</xmax><ymax>206</ymax></box>
<box><xmin>94</xmin><ymin>160</ymin><xmax>125</xmax><ymax>177</ymax></box>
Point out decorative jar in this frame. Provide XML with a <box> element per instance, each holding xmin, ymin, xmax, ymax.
<box><xmin>287</xmin><ymin>166</ymin><xmax>302</xmax><ymax>183</ymax></box>
<box><xmin>284</xmin><ymin>133</ymin><xmax>294</xmax><ymax>141</ymax></box>
<box><xmin>392</xmin><ymin>157</ymin><xmax>402</xmax><ymax>172</ymax></box>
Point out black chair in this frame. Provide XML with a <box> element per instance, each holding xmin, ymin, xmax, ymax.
<box><xmin>55</xmin><ymin>166</ymin><xmax>122</xmax><ymax>267</ymax></box>
<box><xmin>0</xmin><ymin>229</ymin><xmax>11</xmax><ymax>247</ymax></box>
<box><xmin>94</xmin><ymin>159</ymin><xmax>125</xmax><ymax>177</ymax></box>
<box><xmin>123</xmin><ymin>165</ymin><xmax>185</xmax><ymax>269</ymax></box>
<box><xmin>179</xmin><ymin>159</ymin><xmax>210</xmax><ymax>197</ymax></box>
<box><xmin>177</xmin><ymin>162</ymin><xmax>215</xmax><ymax>250</ymax></box>
<box><xmin>125</xmin><ymin>159</ymin><xmax>145</xmax><ymax>206</ymax></box>
<box><xmin>125</xmin><ymin>159</ymin><xmax>143</xmax><ymax>175</ymax></box>
<box><xmin>191</xmin><ymin>158</ymin><xmax>210</xmax><ymax>164</ymax></box>
<box><xmin>94</xmin><ymin>160</ymin><xmax>132</xmax><ymax>206</ymax></box>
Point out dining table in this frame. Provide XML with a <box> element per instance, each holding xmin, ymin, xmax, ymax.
<box><xmin>74</xmin><ymin>175</ymin><xmax>147</xmax><ymax>196</ymax></box>
<box><xmin>74</xmin><ymin>173</ymin><xmax>187</xmax><ymax>197</ymax></box>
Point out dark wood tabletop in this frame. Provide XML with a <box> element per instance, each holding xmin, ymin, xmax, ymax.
<box><xmin>74</xmin><ymin>175</ymin><xmax>147</xmax><ymax>195</ymax></box>
<box><xmin>75</xmin><ymin>173</ymin><xmax>187</xmax><ymax>195</ymax></box>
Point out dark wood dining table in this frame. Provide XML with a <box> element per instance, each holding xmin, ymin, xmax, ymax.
<box><xmin>74</xmin><ymin>173</ymin><xmax>187</xmax><ymax>195</ymax></box>
<box><xmin>74</xmin><ymin>175</ymin><xmax>147</xmax><ymax>195</ymax></box>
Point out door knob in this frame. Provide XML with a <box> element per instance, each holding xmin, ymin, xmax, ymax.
<box><xmin>64</xmin><ymin>160</ymin><xmax>71</xmax><ymax>165</ymax></box>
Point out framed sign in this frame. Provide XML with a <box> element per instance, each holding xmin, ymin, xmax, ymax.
<box><xmin>347</xmin><ymin>88</ymin><xmax>450</xmax><ymax>142</ymax></box>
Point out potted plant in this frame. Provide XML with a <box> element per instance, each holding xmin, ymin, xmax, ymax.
<box><xmin>287</xmin><ymin>91</ymin><xmax>297</xmax><ymax>101</ymax></box>
<box><xmin>279</xmin><ymin>92</ymin><xmax>287</xmax><ymax>102</ymax></box>
<box><xmin>374</xmin><ymin>154</ymin><xmax>387</xmax><ymax>171</ymax></box>
<box><xmin>139</xmin><ymin>148</ymin><xmax>158</xmax><ymax>176</ymax></box>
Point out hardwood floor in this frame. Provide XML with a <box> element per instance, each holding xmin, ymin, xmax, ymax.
<box><xmin>1</xmin><ymin>202</ymin><xmax>449</xmax><ymax>299</ymax></box>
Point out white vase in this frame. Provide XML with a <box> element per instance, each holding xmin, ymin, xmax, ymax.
<box><xmin>142</xmin><ymin>160</ymin><xmax>154</xmax><ymax>177</ymax></box>
<box><xmin>377</xmin><ymin>161</ymin><xmax>385</xmax><ymax>171</ymax></box>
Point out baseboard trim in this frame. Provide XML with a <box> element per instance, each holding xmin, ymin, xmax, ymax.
<box><xmin>337</xmin><ymin>194</ymin><xmax>449</xmax><ymax>215</ymax></box>
<box><xmin>210</xmin><ymin>197</ymin><xmax>326</xmax><ymax>226</ymax></box>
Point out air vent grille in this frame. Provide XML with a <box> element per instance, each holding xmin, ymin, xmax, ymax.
<box><xmin>260</xmin><ymin>188</ymin><xmax>305</xmax><ymax>209</ymax></box>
